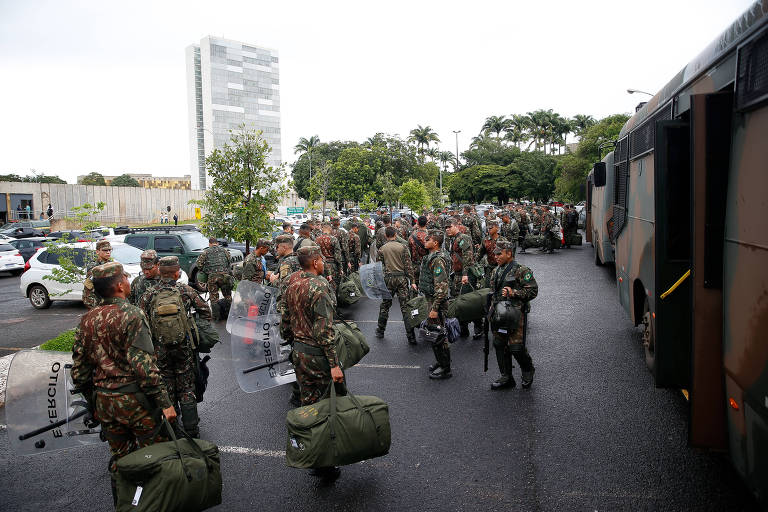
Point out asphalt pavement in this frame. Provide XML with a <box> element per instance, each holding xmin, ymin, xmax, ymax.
<box><xmin>0</xmin><ymin>241</ymin><xmax>759</xmax><ymax>511</ymax></box>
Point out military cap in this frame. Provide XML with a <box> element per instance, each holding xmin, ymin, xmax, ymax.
<box><xmin>91</xmin><ymin>261</ymin><xmax>125</xmax><ymax>279</ymax></box>
<box><xmin>140</xmin><ymin>249</ymin><xmax>159</xmax><ymax>269</ymax></box>
<box><xmin>275</xmin><ymin>234</ymin><xmax>294</xmax><ymax>245</ymax></box>
<box><xmin>296</xmin><ymin>245</ymin><xmax>322</xmax><ymax>258</ymax></box>
<box><xmin>95</xmin><ymin>239</ymin><xmax>112</xmax><ymax>251</ymax></box>
<box><xmin>255</xmin><ymin>238</ymin><xmax>271</xmax><ymax>249</ymax></box>
<box><xmin>494</xmin><ymin>240</ymin><xmax>515</xmax><ymax>253</ymax></box>
<box><xmin>159</xmin><ymin>255</ymin><xmax>180</xmax><ymax>268</ymax></box>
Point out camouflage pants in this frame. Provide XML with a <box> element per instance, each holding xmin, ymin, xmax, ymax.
<box><xmin>425</xmin><ymin>294</ymin><xmax>451</xmax><ymax>368</ymax></box>
<box><xmin>378</xmin><ymin>274</ymin><xmax>411</xmax><ymax>331</ymax></box>
<box><xmin>292</xmin><ymin>349</ymin><xmax>333</xmax><ymax>406</ymax></box>
<box><xmin>492</xmin><ymin>311</ymin><xmax>533</xmax><ymax>372</ymax></box>
<box><xmin>324</xmin><ymin>260</ymin><xmax>341</xmax><ymax>295</ymax></box>
<box><xmin>207</xmin><ymin>272</ymin><xmax>232</xmax><ymax>302</ymax></box>
<box><xmin>543</xmin><ymin>231</ymin><xmax>558</xmax><ymax>251</ymax></box>
<box><xmin>95</xmin><ymin>392</ymin><xmax>167</xmax><ymax>472</ymax></box>
<box><xmin>156</xmin><ymin>343</ymin><xmax>196</xmax><ymax>405</ymax></box>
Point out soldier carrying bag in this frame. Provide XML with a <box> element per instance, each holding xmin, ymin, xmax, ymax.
<box><xmin>446</xmin><ymin>287</ymin><xmax>492</xmax><ymax>322</ymax></box>
<box><xmin>404</xmin><ymin>294</ymin><xmax>429</xmax><ymax>331</ymax></box>
<box><xmin>114</xmin><ymin>418</ymin><xmax>222</xmax><ymax>512</ymax></box>
<box><xmin>333</xmin><ymin>319</ymin><xmax>370</xmax><ymax>369</ymax></box>
<box><xmin>285</xmin><ymin>383</ymin><xmax>391</xmax><ymax>469</ymax></box>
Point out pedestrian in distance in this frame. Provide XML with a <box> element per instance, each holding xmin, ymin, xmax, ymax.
<box><xmin>195</xmin><ymin>237</ymin><xmax>233</xmax><ymax>316</ymax></box>
<box><xmin>173</xmin><ymin>213</ymin><xmax>178</xmax><ymax>226</ymax></box>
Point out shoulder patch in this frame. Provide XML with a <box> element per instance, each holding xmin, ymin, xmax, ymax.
<box><xmin>434</xmin><ymin>266</ymin><xmax>443</xmax><ymax>276</ymax></box>
<box><xmin>523</xmin><ymin>271</ymin><xmax>532</xmax><ymax>282</ymax></box>
<box><xmin>459</xmin><ymin>239</ymin><xmax>466</xmax><ymax>248</ymax></box>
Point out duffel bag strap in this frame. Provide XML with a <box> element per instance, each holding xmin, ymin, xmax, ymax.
<box><xmin>170</xmin><ymin>419</ymin><xmax>215</xmax><ymax>472</ymax></box>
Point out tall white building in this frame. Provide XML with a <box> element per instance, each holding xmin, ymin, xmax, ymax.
<box><xmin>186</xmin><ymin>36</ymin><xmax>281</xmax><ymax>190</ymax></box>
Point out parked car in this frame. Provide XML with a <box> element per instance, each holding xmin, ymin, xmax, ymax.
<box><xmin>0</xmin><ymin>243</ymin><xmax>25</xmax><ymax>275</ymax></box>
<box><xmin>19</xmin><ymin>241</ymin><xmax>188</xmax><ymax>309</ymax></box>
<box><xmin>0</xmin><ymin>234</ymin><xmax>16</xmax><ymax>243</ymax></box>
<box><xmin>0</xmin><ymin>226</ymin><xmax>45</xmax><ymax>239</ymax></box>
<box><xmin>47</xmin><ymin>230</ymin><xmax>104</xmax><ymax>241</ymax></box>
<box><xmin>8</xmin><ymin>237</ymin><xmax>49</xmax><ymax>261</ymax></box>
<box><xmin>123</xmin><ymin>229</ymin><xmax>242</xmax><ymax>285</ymax></box>
<box><xmin>0</xmin><ymin>220</ymin><xmax>51</xmax><ymax>233</ymax></box>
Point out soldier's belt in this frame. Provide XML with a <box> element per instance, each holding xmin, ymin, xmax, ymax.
<box><xmin>385</xmin><ymin>271</ymin><xmax>406</xmax><ymax>277</ymax></box>
<box><xmin>96</xmin><ymin>382</ymin><xmax>154</xmax><ymax>412</ymax></box>
<box><xmin>292</xmin><ymin>340</ymin><xmax>326</xmax><ymax>357</ymax></box>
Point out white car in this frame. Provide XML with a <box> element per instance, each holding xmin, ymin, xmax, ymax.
<box><xmin>20</xmin><ymin>241</ymin><xmax>188</xmax><ymax>309</ymax></box>
<box><xmin>0</xmin><ymin>234</ymin><xmax>17</xmax><ymax>243</ymax></box>
<box><xmin>0</xmin><ymin>243</ymin><xmax>25</xmax><ymax>275</ymax></box>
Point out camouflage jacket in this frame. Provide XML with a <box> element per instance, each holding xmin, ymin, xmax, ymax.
<box><xmin>409</xmin><ymin>228</ymin><xmax>429</xmax><ymax>265</ymax></box>
<box><xmin>331</xmin><ymin>227</ymin><xmax>350</xmax><ymax>263</ymax></box>
<box><xmin>71</xmin><ymin>297</ymin><xmax>172</xmax><ymax>409</ymax></box>
<box><xmin>477</xmin><ymin>235</ymin><xmax>508</xmax><ymax>267</ymax></box>
<box><xmin>279</xmin><ymin>271</ymin><xmax>338</xmax><ymax>367</ymax></box>
<box><xmin>275</xmin><ymin>253</ymin><xmax>301</xmax><ymax>300</ymax></box>
<box><xmin>461</xmin><ymin>214</ymin><xmax>482</xmax><ymax>245</ymax></box>
<box><xmin>82</xmin><ymin>257</ymin><xmax>112</xmax><ymax>309</ymax></box>
<box><xmin>419</xmin><ymin>251</ymin><xmax>449</xmax><ymax>310</ymax></box>
<box><xmin>348</xmin><ymin>232</ymin><xmax>362</xmax><ymax>260</ymax></box>
<box><xmin>294</xmin><ymin>236</ymin><xmax>318</xmax><ymax>250</ymax></box>
<box><xmin>315</xmin><ymin>233</ymin><xmax>343</xmax><ymax>264</ymax></box>
<box><xmin>375</xmin><ymin>226</ymin><xmax>389</xmax><ymax>249</ymax></box>
<box><xmin>310</xmin><ymin>228</ymin><xmax>322</xmax><ymax>241</ymax></box>
<box><xmin>129</xmin><ymin>274</ymin><xmax>160</xmax><ymax>305</ymax></box>
<box><xmin>541</xmin><ymin>211</ymin><xmax>555</xmax><ymax>230</ymax></box>
<box><xmin>242</xmin><ymin>252</ymin><xmax>266</xmax><ymax>283</ymax></box>
<box><xmin>450</xmin><ymin>233</ymin><xmax>475</xmax><ymax>275</ymax></box>
<box><xmin>489</xmin><ymin>261</ymin><xmax>538</xmax><ymax>306</ymax></box>
<box><xmin>196</xmin><ymin>245</ymin><xmax>230</xmax><ymax>274</ymax></box>
<box><xmin>138</xmin><ymin>278</ymin><xmax>212</xmax><ymax>329</ymax></box>
<box><xmin>500</xmin><ymin>219</ymin><xmax>520</xmax><ymax>242</ymax></box>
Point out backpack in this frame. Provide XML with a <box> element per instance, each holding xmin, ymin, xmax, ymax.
<box><xmin>150</xmin><ymin>287</ymin><xmax>192</xmax><ymax>346</ymax></box>
<box><xmin>193</xmin><ymin>355</ymin><xmax>211</xmax><ymax>403</ymax></box>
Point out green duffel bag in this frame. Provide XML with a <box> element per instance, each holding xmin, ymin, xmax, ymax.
<box><xmin>446</xmin><ymin>287</ymin><xmax>492</xmax><ymax>322</ymax></box>
<box><xmin>192</xmin><ymin>315</ymin><xmax>221</xmax><ymax>353</ymax></box>
<box><xmin>338</xmin><ymin>275</ymin><xmax>361</xmax><ymax>307</ymax></box>
<box><xmin>404</xmin><ymin>294</ymin><xmax>429</xmax><ymax>331</ymax></box>
<box><xmin>566</xmin><ymin>233</ymin><xmax>583</xmax><ymax>246</ymax></box>
<box><xmin>523</xmin><ymin>234</ymin><xmax>544</xmax><ymax>249</ymax></box>
<box><xmin>115</xmin><ymin>420</ymin><xmax>222</xmax><ymax>512</ymax></box>
<box><xmin>349</xmin><ymin>271</ymin><xmax>362</xmax><ymax>296</ymax></box>
<box><xmin>286</xmin><ymin>384</ymin><xmax>391</xmax><ymax>469</ymax></box>
<box><xmin>334</xmin><ymin>319</ymin><xmax>370</xmax><ymax>369</ymax></box>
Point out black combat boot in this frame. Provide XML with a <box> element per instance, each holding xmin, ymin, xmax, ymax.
<box><xmin>491</xmin><ymin>351</ymin><xmax>515</xmax><ymax>390</ymax></box>
<box><xmin>472</xmin><ymin>320</ymin><xmax>484</xmax><ymax>340</ymax></box>
<box><xmin>429</xmin><ymin>348</ymin><xmax>452</xmax><ymax>379</ymax></box>
<box><xmin>406</xmin><ymin>328</ymin><xmax>417</xmax><ymax>345</ymax></box>
<box><xmin>375</xmin><ymin>323</ymin><xmax>385</xmax><ymax>338</ymax></box>
<box><xmin>180</xmin><ymin>401</ymin><xmax>200</xmax><ymax>438</ymax></box>
<box><xmin>521</xmin><ymin>367</ymin><xmax>535</xmax><ymax>389</ymax></box>
<box><xmin>459</xmin><ymin>322</ymin><xmax>470</xmax><ymax>338</ymax></box>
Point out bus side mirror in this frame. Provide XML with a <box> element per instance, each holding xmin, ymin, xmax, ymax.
<box><xmin>593</xmin><ymin>162</ymin><xmax>607</xmax><ymax>187</ymax></box>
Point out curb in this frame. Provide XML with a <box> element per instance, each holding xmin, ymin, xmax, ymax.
<box><xmin>0</xmin><ymin>353</ymin><xmax>14</xmax><ymax>408</ymax></box>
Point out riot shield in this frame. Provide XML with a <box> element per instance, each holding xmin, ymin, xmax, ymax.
<box><xmin>230</xmin><ymin>313</ymin><xmax>295</xmax><ymax>392</ymax></box>
<box><xmin>6</xmin><ymin>350</ymin><xmax>102</xmax><ymax>455</ymax></box>
<box><xmin>358</xmin><ymin>262</ymin><xmax>391</xmax><ymax>299</ymax></box>
<box><xmin>226</xmin><ymin>280</ymin><xmax>278</xmax><ymax>334</ymax></box>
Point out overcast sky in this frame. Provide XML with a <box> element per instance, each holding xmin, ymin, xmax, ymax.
<box><xmin>0</xmin><ymin>0</ymin><xmax>756</xmax><ymax>183</ymax></box>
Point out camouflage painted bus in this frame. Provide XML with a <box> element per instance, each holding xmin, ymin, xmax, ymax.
<box><xmin>598</xmin><ymin>1</ymin><xmax>768</xmax><ymax>504</ymax></box>
<box><xmin>585</xmin><ymin>151</ymin><xmax>615</xmax><ymax>266</ymax></box>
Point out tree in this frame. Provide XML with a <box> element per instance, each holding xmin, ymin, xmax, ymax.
<box><xmin>192</xmin><ymin>126</ymin><xmax>287</xmax><ymax>254</ymax></box>
<box><xmin>408</xmin><ymin>125</ymin><xmax>440</xmax><ymax>161</ymax></box>
<box><xmin>571</xmin><ymin>114</ymin><xmax>597</xmax><ymax>138</ymax></box>
<box><xmin>576</xmin><ymin>113</ymin><xmax>631</xmax><ymax>163</ymax></box>
<box><xmin>376</xmin><ymin>171</ymin><xmax>399</xmax><ymax>215</ymax></box>
<box><xmin>399</xmin><ymin>178</ymin><xmax>431</xmax><ymax>212</ymax></box>
<box><xmin>0</xmin><ymin>174</ymin><xmax>24</xmax><ymax>182</ymax></box>
<box><xmin>308</xmin><ymin>161</ymin><xmax>333</xmax><ymax>220</ymax></box>
<box><xmin>294</xmin><ymin>135</ymin><xmax>320</xmax><ymax>183</ymax></box>
<box><xmin>359</xmin><ymin>191</ymin><xmax>379</xmax><ymax>212</ymax></box>
<box><xmin>291</xmin><ymin>140</ymin><xmax>359</xmax><ymax>199</ymax></box>
<box><xmin>481</xmin><ymin>115</ymin><xmax>511</xmax><ymax>138</ymax></box>
<box><xmin>1</xmin><ymin>172</ymin><xmax>66</xmax><ymax>183</ymax></box>
<box><xmin>111</xmin><ymin>174</ymin><xmax>141</xmax><ymax>187</ymax></box>
<box><xmin>437</xmin><ymin>151</ymin><xmax>454</xmax><ymax>173</ymax></box>
<box><xmin>554</xmin><ymin>154</ymin><xmax>590</xmax><ymax>202</ymax></box>
<box><xmin>80</xmin><ymin>172</ymin><xmax>106</xmax><ymax>186</ymax></box>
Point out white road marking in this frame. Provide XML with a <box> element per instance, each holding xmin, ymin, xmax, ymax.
<box><xmin>219</xmin><ymin>445</ymin><xmax>285</xmax><ymax>458</ymax></box>
<box><xmin>355</xmin><ymin>363</ymin><xmax>421</xmax><ymax>369</ymax></box>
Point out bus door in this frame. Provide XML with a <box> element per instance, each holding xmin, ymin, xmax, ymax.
<box><xmin>586</xmin><ymin>176</ymin><xmax>593</xmax><ymax>243</ymax></box>
<box><xmin>653</xmin><ymin>120</ymin><xmax>692</xmax><ymax>388</ymax></box>
<box><xmin>688</xmin><ymin>92</ymin><xmax>732</xmax><ymax>450</ymax></box>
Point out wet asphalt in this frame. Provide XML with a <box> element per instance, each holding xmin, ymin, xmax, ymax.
<box><xmin>0</xmin><ymin>239</ymin><xmax>759</xmax><ymax>511</ymax></box>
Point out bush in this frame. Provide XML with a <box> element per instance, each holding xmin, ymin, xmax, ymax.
<box><xmin>40</xmin><ymin>329</ymin><xmax>77</xmax><ymax>352</ymax></box>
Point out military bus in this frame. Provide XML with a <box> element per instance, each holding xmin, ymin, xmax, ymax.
<box><xmin>589</xmin><ymin>1</ymin><xmax>767</xmax><ymax>504</ymax></box>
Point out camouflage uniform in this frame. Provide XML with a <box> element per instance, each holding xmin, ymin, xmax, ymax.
<box><xmin>461</xmin><ymin>213</ymin><xmax>482</xmax><ymax>247</ymax></box>
<box><xmin>540</xmin><ymin>209</ymin><xmax>557</xmax><ymax>253</ymax></box>
<box><xmin>419</xmin><ymin>245</ymin><xmax>451</xmax><ymax>374</ymax></box>
<box><xmin>71</xmin><ymin>262</ymin><xmax>172</xmax><ymax>481</ymax></box>
<box><xmin>355</xmin><ymin>220</ymin><xmax>371</xmax><ymax>264</ymax></box>
<box><xmin>279</xmin><ymin>264</ymin><xmax>338</xmax><ymax>406</ymax></box>
<box><xmin>196</xmin><ymin>244</ymin><xmax>232</xmax><ymax>303</ymax></box>
<box><xmin>518</xmin><ymin>210</ymin><xmax>530</xmax><ymax>253</ymax></box>
<box><xmin>499</xmin><ymin>218</ymin><xmax>520</xmax><ymax>256</ymax></box>
<box><xmin>82</xmin><ymin>240</ymin><xmax>114</xmax><ymax>309</ymax></box>
<box><xmin>477</xmin><ymin>232</ymin><xmax>509</xmax><ymax>288</ymax></box>
<box><xmin>488</xmin><ymin>246</ymin><xmax>538</xmax><ymax>388</ymax></box>
<box><xmin>408</xmin><ymin>227</ymin><xmax>429</xmax><ymax>284</ymax></box>
<box><xmin>138</xmin><ymin>258</ymin><xmax>211</xmax><ymax>437</ymax></box>
<box><xmin>449</xmin><ymin>229</ymin><xmax>481</xmax><ymax>336</ymax></box>
<box><xmin>376</xmin><ymin>239</ymin><xmax>416</xmax><ymax>343</ymax></box>
<box><xmin>275</xmin><ymin>252</ymin><xmax>302</xmax><ymax>301</ymax></box>
<box><xmin>242</xmin><ymin>252</ymin><xmax>266</xmax><ymax>283</ymax></box>
<box><xmin>315</xmin><ymin>230</ymin><xmax>343</xmax><ymax>294</ymax></box>
<box><xmin>375</xmin><ymin>225</ymin><xmax>389</xmax><ymax>250</ymax></box>
<box><xmin>331</xmin><ymin>221</ymin><xmax>350</xmax><ymax>272</ymax></box>
<box><xmin>129</xmin><ymin>249</ymin><xmax>161</xmax><ymax>305</ymax></box>
<box><xmin>348</xmin><ymin>230</ymin><xmax>362</xmax><ymax>272</ymax></box>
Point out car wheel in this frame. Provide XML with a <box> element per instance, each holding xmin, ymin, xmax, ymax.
<box><xmin>29</xmin><ymin>284</ymin><xmax>52</xmax><ymax>309</ymax></box>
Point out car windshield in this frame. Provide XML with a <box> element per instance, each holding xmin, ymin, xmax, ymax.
<box><xmin>180</xmin><ymin>232</ymin><xmax>209</xmax><ymax>251</ymax></box>
<box><xmin>111</xmin><ymin>244</ymin><xmax>143</xmax><ymax>265</ymax></box>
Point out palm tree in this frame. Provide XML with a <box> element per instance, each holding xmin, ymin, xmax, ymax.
<box><xmin>438</xmin><ymin>151</ymin><xmax>454</xmax><ymax>172</ymax></box>
<box><xmin>294</xmin><ymin>135</ymin><xmax>320</xmax><ymax>180</ymax></box>
<box><xmin>481</xmin><ymin>115</ymin><xmax>511</xmax><ymax>138</ymax></box>
<box><xmin>408</xmin><ymin>125</ymin><xmax>441</xmax><ymax>161</ymax></box>
<box><xmin>527</xmin><ymin>110</ymin><xmax>553</xmax><ymax>152</ymax></box>
<box><xmin>571</xmin><ymin>114</ymin><xmax>596</xmax><ymax>138</ymax></box>
<box><xmin>425</xmin><ymin>147</ymin><xmax>439</xmax><ymax>162</ymax></box>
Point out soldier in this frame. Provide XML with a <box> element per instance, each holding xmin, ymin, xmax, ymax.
<box><xmin>139</xmin><ymin>256</ymin><xmax>211</xmax><ymax>437</ymax></box>
<box><xmin>269</xmin><ymin>234</ymin><xmax>303</xmax><ymax>298</ymax></box>
<box><xmin>540</xmin><ymin>207</ymin><xmax>557</xmax><ymax>254</ymax></box>
<box><xmin>129</xmin><ymin>249</ymin><xmax>161</xmax><ymax>305</ymax></box>
<box><xmin>375</xmin><ymin>214</ymin><xmax>392</xmax><ymax>250</ymax></box>
<box><xmin>445</xmin><ymin>219</ymin><xmax>481</xmax><ymax>338</ymax></box>
<box><xmin>394</xmin><ymin>217</ymin><xmax>410</xmax><ymax>240</ymax></box>
<box><xmin>330</xmin><ymin>216</ymin><xmax>351</xmax><ymax>273</ymax></box>
<box><xmin>315</xmin><ymin>222</ymin><xmax>343</xmax><ymax>295</ymax></box>
<box><xmin>71</xmin><ymin>261</ymin><xmax>176</xmax><ymax>503</ymax></box>
<box><xmin>562</xmin><ymin>204</ymin><xmax>578</xmax><ymax>248</ymax></box>
<box><xmin>242</xmin><ymin>239</ymin><xmax>271</xmax><ymax>284</ymax></box>
<box><xmin>409</xmin><ymin>215</ymin><xmax>429</xmax><ymax>284</ymax></box>
<box><xmin>488</xmin><ymin>240</ymin><xmax>537</xmax><ymax>390</ymax></box>
<box><xmin>461</xmin><ymin>205</ymin><xmax>482</xmax><ymax>248</ymax></box>
<box><xmin>348</xmin><ymin>224</ymin><xmax>362</xmax><ymax>272</ymax></box>
<box><xmin>309</xmin><ymin>219</ymin><xmax>322</xmax><ymax>240</ymax></box>
<box><xmin>477</xmin><ymin>220</ymin><xmax>508</xmax><ymax>288</ymax></box>
<box><xmin>419</xmin><ymin>230</ymin><xmax>452</xmax><ymax>379</ymax></box>
<box><xmin>499</xmin><ymin>212</ymin><xmax>520</xmax><ymax>257</ymax></box>
<box><xmin>376</xmin><ymin>226</ymin><xmax>418</xmax><ymax>344</ymax></box>
<box><xmin>518</xmin><ymin>207</ymin><xmax>530</xmax><ymax>253</ymax></box>
<box><xmin>196</xmin><ymin>237</ymin><xmax>232</xmax><ymax>308</ymax></box>
<box><xmin>356</xmin><ymin>217</ymin><xmax>372</xmax><ymax>264</ymax></box>
<box><xmin>279</xmin><ymin>245</ymin><xmax>344</xmax><ymax>479</ymax></box>
<box><xmin>82</xmin><ymin>239</ymin><xmax>113</xmax><ymax>309</ymax></box>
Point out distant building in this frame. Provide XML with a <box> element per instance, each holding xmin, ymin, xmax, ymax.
<box><xmin>186</xmin><ymin>36</ymin><xmax>282</xmax><ymax>190</ymax></box>
<box><xmin>77</xmin><ymin>174</ymin><xmax>192</xmax><ymax>189</ymax></box>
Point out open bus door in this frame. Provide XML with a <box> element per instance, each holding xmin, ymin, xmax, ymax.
<box><xmin>688</xmin><ymin>92</ymin><xmax>732</xmax><ymax>450</ymax></box>
<box><xmin>653</xmin><ymin>120</ymin><xmax>692</xmax><ymax>389</ymax></box>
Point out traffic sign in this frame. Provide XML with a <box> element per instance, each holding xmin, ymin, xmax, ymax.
<box><xmin>286</xmin><ymin>207</ymin><xmax>304</xmax><ymax>215</ymax></box>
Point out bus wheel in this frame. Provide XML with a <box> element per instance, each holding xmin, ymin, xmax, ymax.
<box><xmin>642</xmin><ymin>298</ymin><xmax>656</xmax><ymax>372</ymax></box>
<box><xmin>594</xmin><ymin>246</ymin><xmax>602</xmax><ymax>266</ymax></box>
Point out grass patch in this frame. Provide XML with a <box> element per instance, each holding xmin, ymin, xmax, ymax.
<box><xmin>40</xmin><ymin>329</ymin><xmax>77</xmax><ymax>352</ymax></box>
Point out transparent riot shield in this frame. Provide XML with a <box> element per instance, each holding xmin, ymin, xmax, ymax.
<box><xmin>230</xmin><ymin>313</ymin><xmax>295</xmax><ymax>392</ymax></box>
<box><xmin>226</xmin><ymin>280</ymin><xmax>278</xmax><ymax>334</ymax></box>
<box><xmin>358</xmin><ymin>262</ymin><xmax>391</xmax><ymax>299</ymax></box>
<box><xmin>6</xmin><ymin>350</ymin><xmax>102</xmax><ymax>455</ymax></box>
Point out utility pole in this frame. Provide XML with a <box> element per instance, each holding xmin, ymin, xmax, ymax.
<box><xmin>452</xmin><ymin>130</ymin><xmax>461</xmax><ymax>173</ymax></box>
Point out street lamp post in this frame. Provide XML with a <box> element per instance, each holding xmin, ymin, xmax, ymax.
<box><xmin>626</xmin><ymin>88</ymin><xmax>653</xmax><ymax>97</ymax></box>
<box><xmin>452</xmin><ymin>129</ymin><xmax>461</xmax><ymax>172</ymax></box>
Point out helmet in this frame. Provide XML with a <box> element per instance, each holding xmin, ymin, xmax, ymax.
<box><xmin>490</xmin><ymin>301</ymin><xmax>522</xmax><ymax>335</ymax></box>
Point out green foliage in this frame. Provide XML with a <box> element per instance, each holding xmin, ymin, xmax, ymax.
<box><xmin>359</xmin><ymin>191</ymin><xmax>379</xmax><ymax>212</ymax></box>
<box><xmin>463</xmin><ymin>137</ymin><xmax>521</xmax><ymax>167</ymax></box>
<box><xmin>80</xmin><ymin>172</ymin><xmax>106</xmax><ymax>186</ymax></box>
<box><xmin>40</xmin><ymin>329</ymin><xmax>77</xmax><ymax>351</ymax></box>
<box><xmin>192</xmin><ymin>125</ymin><xmax>287</xmax><ymax>254</ymax></box>
<box><xmin>576</xmin><ymin>113</ymin><xmax>631</xmax><ymax>163</ymax></box>
<box><xmin>376</xmin><ymin>171</ymin><xmax>399</xmax><ymax>211</ymax></box>
<box><xmin>554</xmin><ymin>154</ymin><xmax>590</xmax><ymax>202</ymax></box>
<box><xmin>111</xmin><ymin>174</ymin><xmax>141</xmax><ymax>187</ymax></box>
<box><xmin>0</xmin><ymin>172</ymin><xmax>66</xmax><ymax>183</ymax></box>
<box><xmin>399</xmin><ymin>178</ymin><xmax>431</xmax><ymax>212</ymax></box>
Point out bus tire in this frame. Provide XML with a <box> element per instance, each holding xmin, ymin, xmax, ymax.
<box><xmin>594</xmin><ymin>246</ymin><xmax>602</xmax><ymax>266</ymax></box>
<box><xmin>642</xmin><ymin>297</ymin><xmax>656</xmax><ymax>372</ymax></box>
